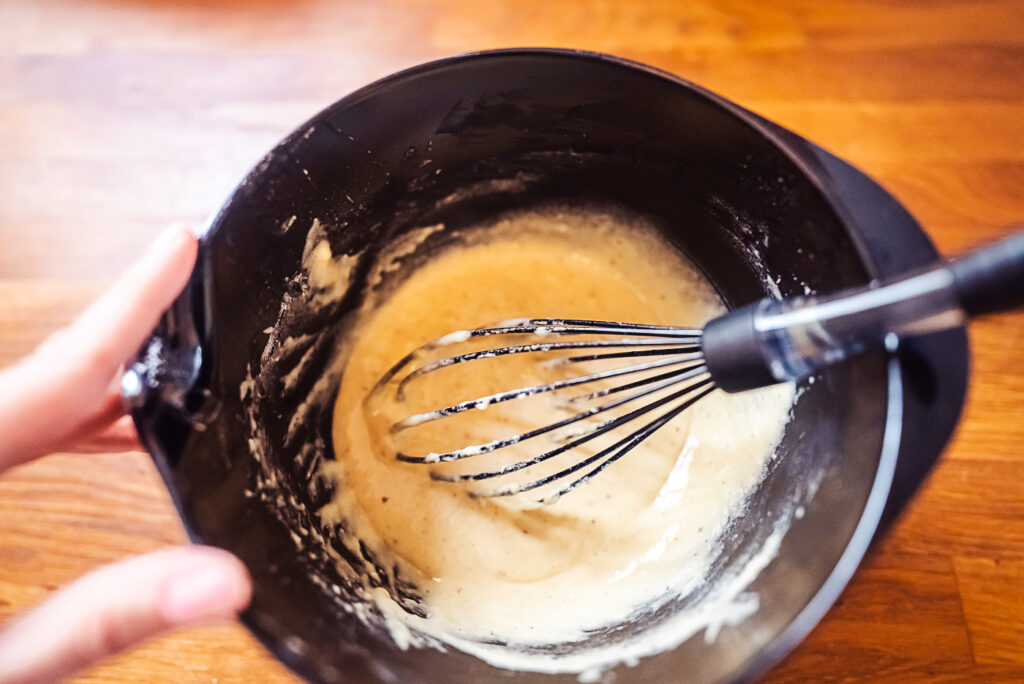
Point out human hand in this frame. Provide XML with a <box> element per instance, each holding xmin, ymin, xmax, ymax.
<box><xmin>0</xmin><ymin>226</ymin><xmax>252</xmax><ymax>683</ymax></box>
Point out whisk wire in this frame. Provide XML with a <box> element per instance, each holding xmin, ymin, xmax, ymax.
<box><xmin>428</xmin><ymin>371</ymin><xmax>713</xmax><ymax>483</ymax></box>
<box><xmin>567</xmin><ymin>363</ymin><xmax>706</xmax><ymax>403</ymax></box>
<box><xmin>373</xmin><ymin>317</ymin><xmax>702</xmax><ymax>392</ymax></box>
<box><xmin>475</xmin><ymin>382</ymin><xmax>715</xmax><ymax>500</ymax></box>
<box><xmin>536</xmin><ymin>384</ymin><xmax>716</xmax><ymax>504</ymax></box>
<box><xmin>396</xmin><ymin>363</ymin><xmax>707</xmax><ymax>465</ymax></box>
<box><xmin>458</xmin><ymin>318</ymin><xmax>703</xmax><ymax>338</ymax></box>
<box><xmin>564</xmin><ymin>345</ymin><xmax>701</xmax><ymax>362</ymax></box>
<box><xmin>399</xmin><ymin>338</ymin><xmax>697</xmax><ymax>394</ymax></box>
<box><xmin>393</xmin><ymin>354</ymin><xmax>704</xmax><ymax>431</ymax></box>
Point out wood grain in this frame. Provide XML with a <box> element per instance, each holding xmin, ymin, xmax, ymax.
<box><xmin>1</xmin><ymin>0</ymin><xmax>1021</xmax><ymax>681</ymax></box>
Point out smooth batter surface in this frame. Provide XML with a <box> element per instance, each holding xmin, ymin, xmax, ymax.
<box><xmin>322</xmin><ymin>207</ymin><xmax>794</xmax><ymax>663</ymax></box>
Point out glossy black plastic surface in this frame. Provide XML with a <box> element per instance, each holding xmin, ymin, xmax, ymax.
<box><xmin>129</xmin><ymin>50</ymin><xmax>968</xmax><ymax>684</ymax></box>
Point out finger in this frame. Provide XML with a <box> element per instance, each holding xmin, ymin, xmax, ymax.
<box><xmin>54</xmin><ymin>375</ymin><xmax>133</xmax><ymax>454</ymax></box>
<box><xmin>55</xmin><ymin>223</ymin><xmax>199</xmax><ymax>375</ymax></box>
<box><xmin>0</xmin><ymin>225</ymin><xmax>198</xmax><ymax>472</ymax></box>
<box><xmin>69</xmin><ymin>415</ymin><xmax>140</xmax><ymax>454</ymax></box>
<box><xmin>0</xmin><ymin>546</ymin><xmax>251</xmax><ymax>684</ymax></box>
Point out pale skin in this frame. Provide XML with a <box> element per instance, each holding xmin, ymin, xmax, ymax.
<box><xmin>0</xmin><ymin>226</ymin><xmax>253</xmax><ymax>683</ymax></box>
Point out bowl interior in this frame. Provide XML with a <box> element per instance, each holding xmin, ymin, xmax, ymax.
<box><xmin>144</xmin><ymin>52</ymin><xmax>893</xmax><ymax>683</ymax></box>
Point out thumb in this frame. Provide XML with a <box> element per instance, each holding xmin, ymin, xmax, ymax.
<box><xmin>0</xmin><ymin>546</ymin><xmax>252</xmax><ymax>684</ymax></box>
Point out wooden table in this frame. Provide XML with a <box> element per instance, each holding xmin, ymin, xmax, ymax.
<box><xmin>1</xmin><ymin>1</ymin><xmax>1022</xmax><ymax>680</ymax></box>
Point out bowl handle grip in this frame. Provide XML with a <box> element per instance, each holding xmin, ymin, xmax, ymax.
<box><xmin>122</xmin><ymin>252</ymin><xmax>213</xmax><ymax>464</ymax></box>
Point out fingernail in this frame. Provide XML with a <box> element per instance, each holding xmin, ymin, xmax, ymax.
<box><xmin>160</xmin><ymin>563</ymin><xmax>239</xmax><ymax>623</ymax></box>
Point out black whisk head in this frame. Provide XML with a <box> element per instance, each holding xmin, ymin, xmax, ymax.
<box><xmin>368</xmin><ymin>318</ymin><xmax>717</xmax><ymax>505</ymax></box>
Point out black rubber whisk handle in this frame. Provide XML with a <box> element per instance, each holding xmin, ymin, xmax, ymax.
<box><xmin>948</xmin><ymin>230</ymin><xmax>1024</xmax><ymax>316</ymax></box>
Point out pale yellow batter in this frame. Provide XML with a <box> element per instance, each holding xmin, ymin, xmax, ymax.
<box><xmin>321</xmin><ymin>207</ymin><xmax>794</xmax><ymax>665</ymax></box>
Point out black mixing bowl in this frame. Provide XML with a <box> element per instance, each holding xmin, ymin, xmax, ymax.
<box><xmin>125</xmin><ymin>49</ymin><xmax>968</xmax><ymax>683</ymax></box>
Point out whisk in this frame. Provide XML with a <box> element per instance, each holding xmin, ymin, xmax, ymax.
<box><xmin>372</xmin><ymin>231</ymin><xmax>1024</xmax><ymax>503</ymax></box>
